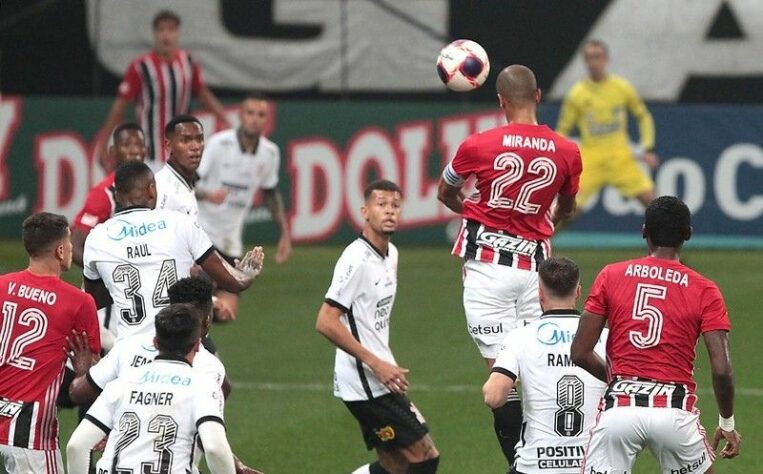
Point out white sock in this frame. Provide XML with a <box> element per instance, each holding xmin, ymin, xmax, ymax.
<box><xmin>350</xmin><ymin>464</ymin><xmax>371</xmax><ymax>474</ymax></box>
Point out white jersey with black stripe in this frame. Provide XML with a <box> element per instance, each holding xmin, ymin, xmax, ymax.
<box><xmin>85</xmin><ymin>356</ymin><xmax>225</xmax><ymax>474</ymax></box>
<box><xmin>493</xmin><ymin>311</ymin><xmax>608</xmax><ymax>474</ymax></box>
<box><xmin>155</xmin><ymin>163</ymin><xmax>199</xmax><ymax>217</ymax></box>
<box><xmin>324</xmin><ymin>237</ymin><xmax>398</xmax><ymax>401</ymax></box>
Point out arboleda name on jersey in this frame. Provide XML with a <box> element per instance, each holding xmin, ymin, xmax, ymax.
<box><xmin>476</xmin><ymin>231</ymin><xmax>537</xmax><ymax>256</ymax></box>
<box><xmin>502</xmin><ymin>134</ymin><xmax>557</xmax><ymax>152</ymax></box>
<box><xmin>536</xmin><ymin>445</ymin><xmax>585</xmax><ymax>470</ymax></box>
<box><xmin>624</xmin><ymin>263</ymin><xmax>689</xmax><ymax>287</ymax></box>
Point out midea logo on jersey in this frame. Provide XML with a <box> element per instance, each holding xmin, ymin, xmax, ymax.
<box><xmin>106</xmin><ymin>219</ymin><xmax>167</xmax><ymax>241</ymax></box>
<box><xmin>536</xmin><ymin>322</ymin><xmax>574</xmax><ymax>346</ymax></box>
<box><xmin>138</xmin><ymin>370</ymin><xmax>191</xmax><ymax>386</ymax></box>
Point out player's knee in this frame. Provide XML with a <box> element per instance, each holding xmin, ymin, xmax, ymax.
<box><xmin>407</xmin><ymin>456</ymin><xmax>440</xmax><ymax>474</ymax></box>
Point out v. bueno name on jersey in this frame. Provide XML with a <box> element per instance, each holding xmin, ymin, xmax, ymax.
<box><xmin>502</xmin><ymin>134</ymin><xmax>556</xmax><ymax>152</ymax></box>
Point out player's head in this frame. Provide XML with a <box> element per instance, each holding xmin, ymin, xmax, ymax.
<box><xmin>154</xmin><ymin>303</ymin><xmax>202</xmax><ymax>359</ymax></box>
<box><xmin>164</xmin><ymin>115</ymin><xmax>204</xmax><ymax>176</ymax></box>
<box><xmin>496</xmin><ymin>65</ymin><xmax>540</xmax><ymax>111</ymax></box>
<box><xmin>582</xmin><ymin>39</ymin><xmax>609</xmax><ymax>81</ymax></box>
<box><xmin>110</xmin><ymin>122</ymin><xmax>147</xmax><ymax>166</ymax></box>
<box><xmin>239</xmin><ymin>92</ymin><xmax>270</xmax><ymax>139</ymax></box>
<box><xmin>538</xmin><ymin>257</ymin><xmax>581</xmax><ymax>309</ymax></box>
<box><xmin>361</xmin><ymin>179</ymin><xmax>402</xmax><ymax>237</ymax></box>
<box><xmin>114</xmin><ymin>161</ymin><xmax>157</xmax><ymax>210</ymax></box>
<box><xmin>22</xmin><ymin>212</ymin><xmax>72</xmax><ymax>271</ymax></box>
<box><xmin>152</xmin><ymin>10</ymin><xmax>181</xmax><ymax>57</ymax></box>
<box><xmin>643</xmin><ymin>196</ymin><xmax>692</xmax><ymax>250</ymax></box>
<box><xmin>168</xmin><ymin>277</ymin><xmax>214</xmax><ymax>337</ymax></box>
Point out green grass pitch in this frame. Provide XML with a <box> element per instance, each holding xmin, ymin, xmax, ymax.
<box><xmin>1</xmin><ymin>242</ymin><xmax>756</xmax><ymax>473</ymax></box>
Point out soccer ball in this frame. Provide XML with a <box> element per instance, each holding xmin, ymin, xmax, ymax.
<box><xmin>436</xmin><ymin>39</ymin><xmax>490</xmax><ymax>92</ymax></box>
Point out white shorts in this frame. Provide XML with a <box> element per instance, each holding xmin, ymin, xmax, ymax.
<box><xmin>462</xmin><ymin>259</ymin><xmax>541</xmax><ymax>359</ymax></box>
<box><xmin>582</xmin><ymin>407</ymin><xmax>714</xmax><ymax>474</ymax></box>
<box><xmin>0</xmin><ymin>445</ymin><xmax>63</xmax><ymax>474</ymax></box>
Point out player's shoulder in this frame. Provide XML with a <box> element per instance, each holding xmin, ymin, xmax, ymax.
<box><xmin>259</xmin><ymin>136</ymin><xmax>280</xmax><ymax>156</ymax></box>
<box><xmin>336</xmin><ymin>238</ymin><xmax>380</xmax><ymax>268</ymax></box>
<box><xmin>566</xmin><ymin>79</ymin><xmax>589</xmax><ymax>97</ymax></box>
<box><xmin>207</xmin><ymin>128</ymin><xmax>238</xmax><ymax>147</ymax></box>
<box><xmin>608</xmin><ymin>74</ymin><xmax>637</xmax><ymax>92</ymax></box>
<box><xmin>545</xmin><ymin>128</ymin><xmax>580</xmax><ymax>154</ymax></box>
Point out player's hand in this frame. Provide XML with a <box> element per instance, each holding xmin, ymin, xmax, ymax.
<box><xmin>643</xmin><ymin>151</ymin><xmax>660</xmax><ymax>169</ymax></box>
<box><xmin>237</xmin><ymin>246</ymin><xmax>265</xmax><ymax>278</ymax></box>
<box><xmin>712</xmin><ymin>427</ymin><xmax>741</xmax><ymax>459</ymax></box>
<box><xmin>64</xmin><ymin>330</ymin><xmax>97</xmax><ymax>377</ymax></box>
<box><xmin>370</xmin><ymin>359</ymin><xmax>409</xmax><ymax>394</ymax></box>
<box><xmin>212</xmin><ymin>295</ymin><xmax>236</xmax><ymax>322</ymax></box>
<box><xmin>235</xmin><ymin>460</ymin><xmax>264</xmax><ymax>474</ymax></box>
<box><xmin>205</xmin><ymin>188</ymin><xmax>229</xmax><ymax>205</ymax></box>
<box><xmin>275</xmin><ymin>234</ymin><xmax>292</xmax><ymax>264</ymax></box>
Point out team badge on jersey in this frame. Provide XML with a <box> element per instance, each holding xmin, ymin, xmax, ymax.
<box><xmin>375</xmin><ymin>426</ymin><xmax>395</xmax><ymax>442</ymax></box>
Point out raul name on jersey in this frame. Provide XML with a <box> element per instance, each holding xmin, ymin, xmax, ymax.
<box><xmin>125</xmin><ymin>244</ymin><xmax>152</xmax><ymax>259</ymax></box>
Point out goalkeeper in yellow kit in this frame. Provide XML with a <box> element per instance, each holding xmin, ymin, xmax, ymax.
<box><xmin>557</xmin><ymin>40</ymin><xmax>658</xmax><ymax>209</ymax></box>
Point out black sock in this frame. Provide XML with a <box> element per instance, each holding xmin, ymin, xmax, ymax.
<box><xmin>492</xmin><ymin>399</ymin><xmax>522</xmax><ymax>466</ymax></box>
<box><xmin>407</xmin><ymin>456</ymin><xmax>439</xmax><ymax>474</ymax></box>
<box><xmin>369</xmin><ymin>461</ymin><xmax>390</xmax><ymax>474</ymax></box>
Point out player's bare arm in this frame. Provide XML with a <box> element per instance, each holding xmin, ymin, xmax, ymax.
<box><xmin>199</xmin><ymin>246</ymin><xmax>264</xmax><ymax>293</ymax></box>
<box><xmin>482</xmin><ymin>372</ymin><xmax>516</xmax><ymax>409</ymax></box>
<box><xmin>97</xmin><ymin>97</ymin><xmax>130</xmax><ymax>170</ymax></box>
<box><xmin>71</xmin><ymin>227</ymin><xmax>88</xmax><ymax>267</ymax></box>
<box><xmin>263</xmin><ymin>188</ymin><xmax>292</xmax><ymax>263</ymax></box>
<box><xmin>570</xmin><ymin>311</ymin><xmax>608</xmax><ymax>382</ymax></box>
<box><xmin>197</xmin><ymin>84</ymin><xmax>232</xmax><ymax>129</ymax></box>
<box><xmin>704</xmin><ymin>330</ymin><xmax>742</xmax><ymax>459</ymax></box>
<box><xmin>437</xmin><ymin>178</ymin><xmax>464</xmax><ymax>214</ymax></box>
<box><xmin>552</xmin><ymin>194</ymin><xmax>577</xmax><ymax>225</ymax></box>
<box><xmin>197</xmin><ymin>187</ymin><xmax>229</xmax><ymax>204</ymax></box>
<box><xmin>315</xmin><ymin>303</ymin><xmax>409</xmax><ymax>393</ymax></box>
<box><xmin>83</xmin><ymin>277</ymin><xmax>113</xmax><ymax>310</ymax></box>
<box><xmin>66</xmin><ymin>332</ymin><xmax>102</xmax><ymax>405</ymax></box>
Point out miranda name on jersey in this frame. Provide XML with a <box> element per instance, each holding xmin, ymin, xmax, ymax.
<box><xmin>502</xmin><ymin>134</ymin><xmax>556</xmax><ymax>152</ymax></box>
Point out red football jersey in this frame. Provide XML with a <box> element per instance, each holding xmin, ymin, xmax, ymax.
<box><xmin>445</xmin><ymin>123</ymin><xmax>582</xmax><ymax>269</ymax></box>
<box><xmin>0</xmin><ymin>270</ymin><xmax>100</xmax><ymax>450</ymax></box>
<box><xmin>118</xmin><ymin>49</ymin><xmax>205</xmax><ymax>164</ymax></box>
<box><xmin>585</xmin><ymin>256</ymin><xmax>730</xmax><ymax>393</ymax></box>
<box><xmin>71</xmin><ymin>172</ymin><xmax>116</xmax><ymax>233</ymax></box>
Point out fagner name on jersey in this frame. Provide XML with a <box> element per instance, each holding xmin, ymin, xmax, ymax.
<box><xmin>7</xmin><ymin>282</ymin><xmax>57</xmax><ymax>305</ymax></box>
<box><xmin>624</xmin><ymin>263</ymin><xmax>689</xmax><ymax>287</ymax></box>
<box><xmin>129</xmin><ymin>390</ymin><xmax>174</xmax><ymax>406</ymax></box>
<box><xmin>502</xmin><ymin>134</ymin><xmax>557</xmax><ymax>152</ymax></box>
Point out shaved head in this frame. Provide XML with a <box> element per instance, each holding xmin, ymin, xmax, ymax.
<box><xmin>496</xmin><ymin>65</ymin><xmax>538</xmax><ymax>104</ymax></box>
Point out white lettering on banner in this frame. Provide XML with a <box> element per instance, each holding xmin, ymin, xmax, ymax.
<box><xmin>398</xmin><ymin>122</ymin><xmax>440</xmax><ymax>225</ymax></box>
<box><xmin>549</xmin><ymin>0</ymin><xmax>763</xmax><ymax>101</ymax></box>
<box><xmin>656</xmin><ymin>158</ymin><xmax>705</xmax><ymax>214</ymax></box>
<box><xmin>0</xmin><ymin>97</ymin><xmax>22</xmax><ymax>201</ymax></box>
<box><xmin>344</xmin><ymin>129</ymin><xmax>400</xmax><ymax>229</ymax></box>
<box><xmin>714</xmin><ymin>143</ymin><xmax>763</xmax><ymax>220</ymax></box>
<box><xmin>34</xmin><ymin>134</ymin><xmax>90</xmax><ymax>219</ymax></box>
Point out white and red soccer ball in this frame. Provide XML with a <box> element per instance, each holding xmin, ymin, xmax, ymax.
<box><xmin>436</xmin><ymin>39</ymin><xmax>490</xmax><ymax>92</ymax></box>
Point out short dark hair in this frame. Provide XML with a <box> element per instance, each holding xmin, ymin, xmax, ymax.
<box><xmin>168</xmin><ymin>277</ymin><xmax>214</xmax><ymax>318</ymax></box>
<box><xmin>152</xmin><ymin>10</ymin><xmax>181</xmax><ymax>29</ymax></box>
<box><xmin>22</xmin><ymin>212</ymin><xmax>69</xmax><ymax>258</ymax></box>
<box><xmin>538</xmin><ymin>257</ymin><xmax>580</xmax><ymax>299</ymax></box>
<box><xmin>114</xmin><ymin>161</ymin><xmax>153</xmax><ymax>196</ymax></box>
<box><xmin>363</xmin><ymin>179</ymin><xmax>402</xmax><ymax>201</ymax></box>
<box><xmin>243</xmin><ymin>91</ymin><xmax>270</xmax><ymax>103</ymax></box>
<box><xmin>644</xmin><ymin>196</ymin><xmax>691</xmax><ymax>247</ymax></box>
<box><xmin>584</xmin><ymin>39</ymin><xmax>609</xmax><ymax>56</ymax></box>
<box><xmin>154</xmin><ymin>303</ymin><xmax>201</xmax><ymax>356</ymax></box>
<box><xmin>112</xmin><ymin>122</ymin><xmax>144</xmax><ymax>144</ymax></box>
<box><xmin>164</xmin><ymin>114</ymin><xmax>203</xmax><ymax>138</ymax></box>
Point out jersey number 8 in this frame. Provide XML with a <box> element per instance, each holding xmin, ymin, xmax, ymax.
<box><xmin>554</xmin><ymin>375</ymin><xmax>584</xmax><ymax>437</ymax></box>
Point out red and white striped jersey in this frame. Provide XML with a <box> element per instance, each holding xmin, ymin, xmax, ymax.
<box><xmin>443</xmin><ymin>123</ymin><xmax>582</xmax><ymax>270</ymax></box>
<box><xmin>0</xmin><ymin>270</ymin><xmax>100</xmax><ymax>450</ymax></box>
<box><xmin>117</xmin><ymin>50</ymin><xmax>205</xmax><ymax>164</ymax></box>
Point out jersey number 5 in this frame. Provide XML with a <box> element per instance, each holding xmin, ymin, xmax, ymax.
<box><xmin>630</xmin><ymin>283</ymin><xmax>667</xmax><ymax>349</ymax></box>
<box><xmin>488</xmin><ymin>153</ymin><xmax>557</xmax><ymax>213</ymax></box>
<box><xmin>0</xmin><ymin>302</ymin><xmax>47</xmax><ymax>371</ymax></box>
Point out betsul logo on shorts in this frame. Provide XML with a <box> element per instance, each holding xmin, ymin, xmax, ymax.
<box><xmin>670</xmin><ymin>452</ymin><xmax>706</xmax><ymax>474</ymax></box>
<box><xmin>468</xmin><ymin>323</ymin><xmax>504</xmax><ymax>335</ymax></box>
<box><xmin>106</xmin><ymin>218</ymin><xmax>167</xmax><ymax>241</ymax></box>
<box><xmin>537</xmin><ymin>321</ymin><xmax>574</xmax><ymax>346</ymax></box>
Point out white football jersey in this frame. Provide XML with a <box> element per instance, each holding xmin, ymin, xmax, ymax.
<box><xmin>88</xmin><ymin>333</ymin><xmax>226</xmax><ymax>392</ymax></box>
<box><xmin>493</xmin><ymin>311</ymin><xmax>608</xmax><ymax>474</ymax></box>
<box><xmin>83</xmin><ymin>207</ymin><xmax>214</xmax><ymax>340</ymax></box>
<box><xmin>86</xmin><ymin>356</ymin><xmax>225</xmax><ymax>474</ymax></box>
<box><xmin>324</xmin><ymin>237</ymin><xmax>398</xmax><ymax>401</ymax></box>
<box><xmin>197</xmin><ymin>129</ymin><xmax>280</xmax><ymax>257</ymax></box>
<box><xmin>155</xmin><ymin>163</ymin><xmax>199</xmax><ymax>216</ymax></box>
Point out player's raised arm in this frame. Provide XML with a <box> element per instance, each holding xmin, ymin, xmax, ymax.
<box><xmin>66</xmin><ymin>417</ymin><xmax>110</xmax><ymax>474</ymax></box>
<box><xmin>556</xmin><ymin>92</ymin><xmax>579</xmax><ymax>138</ymax></box>
<box><xmin>437</xmin><ymin>177</ymin><xmax>465</xmax><ymax>214</ymax></box>
<box><xmin>199</xmin><ymin>246</ymin><xmax>265</xmax><ymax>293</ymax></box>
<box><xmin>570</xmin><ymin>311</ymin><xmax>608</xmax><ymax>382</ymax></box>
<box><xmin>704</xmin><ymin>330</ymin><xmax>742</xmax><ymax>459</ymax></box>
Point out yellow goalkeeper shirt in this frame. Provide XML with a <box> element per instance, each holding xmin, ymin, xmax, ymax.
<box><xmin>556</xmin><ymin>74</ymin><xmax>655</xmax><ymax>151</ymax></box>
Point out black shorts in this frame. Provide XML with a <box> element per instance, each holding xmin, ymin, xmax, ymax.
<box><xmin>344</xmin><ymin>392</ymin><xmax>429</xmax><ymax>450</ymax></box>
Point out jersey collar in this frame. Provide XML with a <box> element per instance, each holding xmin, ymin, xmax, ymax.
<box><xmin>236</xmin><ymin>128</ymin><xmax>260</xmax><ymax>154</ymax></box>
<box><xmin>113</xmin><ymin>205</ymin><xmax>152</xmax><ymax>215</ymax></box>
<box><xmin>166</xmin><ymin>161</ymin><xmax>198</xmax><ymax>190</ymax></box>
<box><xmin>154</xmin><ymin>353</ymin><xmax>192</xmax><ymax>366</ymax></box>
<box><xmin>359</xmin><ymin>234</ymin><xmax>388</xmax><ymax>259</ymax></box>
<box><xmin>539</xmin><ymin>308</ymin><xmax>580</xmax><ymax>319</ymax></box>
